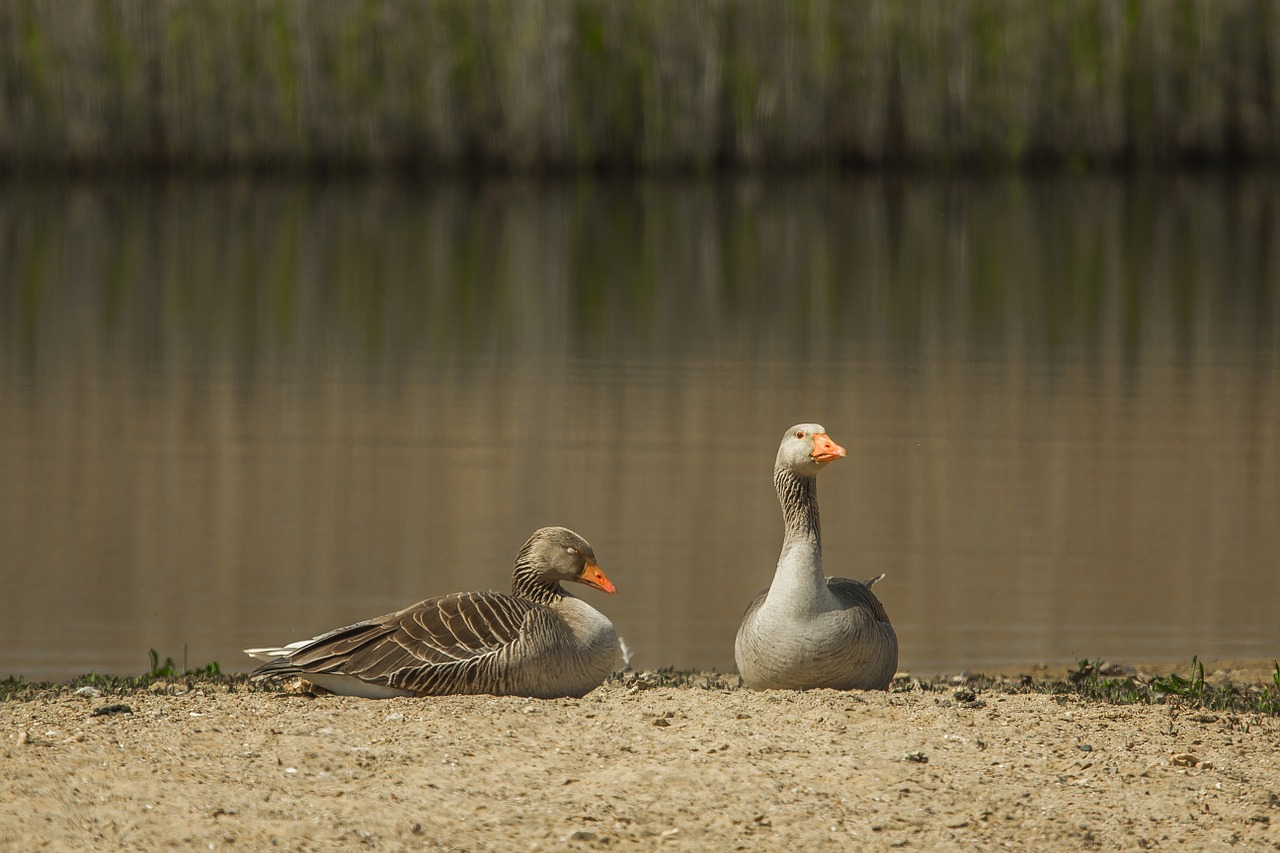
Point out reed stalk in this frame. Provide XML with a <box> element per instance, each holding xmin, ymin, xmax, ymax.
<box><xmin>1</xmin><ymin>0</ymin><xmax>1276</xmax><ymax>171</ymax></box>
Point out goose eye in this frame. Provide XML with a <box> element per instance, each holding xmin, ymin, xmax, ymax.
<box><xmin>794</xmin><ymin>430</ymin><xmax>806</xmax><ymax>439</ymax></box>
<box><xmin>565</xmin><ymin>546</ymin><xmax>576</xmax><ymax>556</ymax></box>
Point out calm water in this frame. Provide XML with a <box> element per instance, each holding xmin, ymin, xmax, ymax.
<box><xmin>2</xmin><ymin>175</ymin><xmax>1277</xmax><ymax>681</ymax></box>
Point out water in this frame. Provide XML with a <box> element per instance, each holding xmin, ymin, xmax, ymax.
<box><xmin>2</xmin><ymin>175</ymin><xmax>1277</xmax><ymax>681</ymax></box>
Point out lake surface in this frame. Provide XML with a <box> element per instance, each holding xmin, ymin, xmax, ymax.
<box><xmin>2</xmin><ymin>174</ymin><xmax>1277</xmax><ymax>682</ymax></box>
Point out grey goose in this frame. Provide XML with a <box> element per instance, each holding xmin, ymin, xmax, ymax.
<box><xmin>734</xmin><ymin>424</ymin><xmax>898</xmax><ymax>690</ymax></box>
<box><xmin>245</xmin><ymin>527</ymin><xmax>623</xmax><ymax>698</ymax></box>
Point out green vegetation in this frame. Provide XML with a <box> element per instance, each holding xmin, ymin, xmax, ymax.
<box><xmin>146</xmin><ymin>646</ymin><xmax>221</xmax><ymax>680</ymax></box>
<box><xmin>896</xmin><ymin>658</ymin><xmax>1280</xmax><ymax>718</ymax></box>
<box><xmin>610</xmin><ymin>658</ymin><xmax>1280</xmax><ymax>717</ymax></box>
<box><xmin>5</xmin><ymin>656</ymin><xmax>1279</xmax><ymax>716</ymax></box>
<box><xmin>1</xmin><ymin>0</ymin><xmax>1277</xmax><ymax>172</ymax></box>
<box><xmin>1</xmin><ymin>648</ymin><xmax>237</xmax><ymax>703</ymax></box>
<box><xmin>623</xmin><ymin>659</ymin><xmax>1280</xmax><ymax>717</ymax></box>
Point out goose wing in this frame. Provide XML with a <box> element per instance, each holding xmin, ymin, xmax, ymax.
<box><xmin>826</xmin><ymin>575</ymin><xmax>892</xmax><ymax>624</ymax></box>
<box><xmin>250</xmin><ymin>590</ymin><xmax>539</xmax><ymax>692</ymax></box>
<box><xmin>740</xmin><ymin>575</ymin><xmax>891</xmax><ymax>623</ymax></box>
<box><xmin>740</xmin><ymin>586</ymin><xmax>769</xmax><ymax>618</ymax></box>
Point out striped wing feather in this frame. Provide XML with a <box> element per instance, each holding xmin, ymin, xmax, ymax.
<box><xmin>254</xmin><ymin>590</ymin><xmax>539</xmax><ymax>693</ymax></box>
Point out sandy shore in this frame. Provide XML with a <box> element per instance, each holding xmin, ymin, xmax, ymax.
<box><xmin>3</xmin><ymin>664</ymin><xmax>1279</xmax><ymax>852</ymax></box>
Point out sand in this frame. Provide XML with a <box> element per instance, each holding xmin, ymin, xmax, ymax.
<box><xmin>3</xmin><ymin>665</ymin><xmax>1279</xmax><ymax>852</ymax></box>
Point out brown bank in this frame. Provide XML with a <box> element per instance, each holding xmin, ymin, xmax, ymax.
<box><xmin>3</xmin><ymin>663</ymin><xmax>1279</xmax><ymax>852</ymax></box>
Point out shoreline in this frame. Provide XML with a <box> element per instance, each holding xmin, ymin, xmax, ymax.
<box><xmin>5</xmin><ymin>655</ymin><xmax>1278</xmax><ymax>706</ymax></box>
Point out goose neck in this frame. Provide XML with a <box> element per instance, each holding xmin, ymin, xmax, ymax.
<box><xmin>775</xmin><ymin>467</ymin><xmax>822</xmax><ymax>549</ymax></box>
<box><xmin>766</xmin><ymin>466</ymin><xmax>829</xmax><ymax>613</ymax></box>
<box><xmin>511</xmin><ymin>562</ymin><xmax>566</xmax><ymax>605</ymax></box>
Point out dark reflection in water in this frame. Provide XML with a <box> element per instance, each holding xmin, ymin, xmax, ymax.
<box><xmin>1</xmin><ymin>175</ymin><xmax>1277</xmax><ymax>681</ymax></box>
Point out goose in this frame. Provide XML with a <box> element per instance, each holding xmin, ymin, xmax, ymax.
<box><xmin>245</xmin><ymin>527</ymin><xmax>624</xmax><ymax>699</ymax></box>
<box><xmin>734</xmin><ymin>424</ymin><xmax>898</xmax><ymax>690</ymax></box>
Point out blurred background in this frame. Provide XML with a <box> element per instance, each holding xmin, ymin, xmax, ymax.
<box><xmin>1</xmin><ymin>1</ymin><xmax>1277</xmax><ymax>680</ymax></box>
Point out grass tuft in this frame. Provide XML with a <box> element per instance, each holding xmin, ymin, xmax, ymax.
<box><xmin>906</xmin><ymin>657</ymin><xmax>1280</xmax><ymax>718</ymax></box>
<box><xmin>1</xmin><ymin>647</ymin><xmax>242</xmax><ymax>703</ymax></box>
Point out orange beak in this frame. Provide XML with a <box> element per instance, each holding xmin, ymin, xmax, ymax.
<box><xmin>577</xmin><ymin>561</ymin><xmax>617</xmax><ymax>595</ymax></box>
<box><xmin>810</xmin><ymin>432</ymin><xmax>847</xmax><ymax>463</ymax></box>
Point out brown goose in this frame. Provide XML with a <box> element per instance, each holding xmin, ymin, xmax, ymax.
<box><xmin>734</xmin><ymin>424</ymin><xmax>898</xmax><ymax>690</ymax></box>
<box><xmin>245</xmin><ymin>527</ymin><xmax>623</xmax><ymax>698</ymax></box>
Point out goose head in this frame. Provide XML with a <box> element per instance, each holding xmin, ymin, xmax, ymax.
<box><xmin>775</xmin><ymin>423</ymin><xmax>847</xmax><ymax>478</ymax></box>
<box><xmin>521</xmin><ymin>526</ymin><xmax>617</xmax><ymax>594</ymax></box>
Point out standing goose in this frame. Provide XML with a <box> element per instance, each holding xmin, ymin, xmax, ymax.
<box><xmin>734</xmin><ymin>424</ymin><xmax>898</xmax><ymax>690</ymax></box>
<box><xmin>245</xmin><ymin>527</ymin><xmax>623</xmax><ymax>699</ymax></box>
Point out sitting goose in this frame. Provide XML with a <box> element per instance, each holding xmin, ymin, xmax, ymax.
<box><xmin>245</xmin><ymin>527</ymin><xmax>623</xmax><ymax>699</ymax></box>
<box><xmin>734</xmin><ymin>424</ymin><xmax>898</xmax><ymax>690</ymax></box>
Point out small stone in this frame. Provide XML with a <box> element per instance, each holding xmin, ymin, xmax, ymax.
<box><xmin>566</xmin><ymin>830</ymin><xmax>597</xmax><ymax>842</ymax></box>
<box><xmin>74</xmin><ymin>686</ymin><xmax>102</xmax><ymax>699</ymax></box>
<box><xmin>1170</xmin><ymin>753</ymin><xmax>1199</xmax><ymax>767</ymax></box>
<box><xmin>652</xmin><ymin>718</ymin><xmax>671</xmax><ymax>728</ymax></box>
<box><xmin>902</xmin><ymin>751</ymin><xmax>929</xmax><ymax>764</ymax></box>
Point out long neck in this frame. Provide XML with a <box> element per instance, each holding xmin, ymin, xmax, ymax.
<box><xmin>510</xmin><ymin>559</ymin><xmax>567</xmax><ymax>606</ymax></box>
<box><xmin>776</xmin><ymin>466</ymin><xmax>821</xmax><ymax>550</ymax></box>
<box><xmin>768</xmin><ymin>467</ymin><xmax>828</xmax><ymax>607</ymax></box>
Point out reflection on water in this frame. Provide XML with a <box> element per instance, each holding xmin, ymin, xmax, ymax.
<box><xmin>1</xmin><ymin>175</ymin><xmax>1277</xmax><ymax>681</ymax></box>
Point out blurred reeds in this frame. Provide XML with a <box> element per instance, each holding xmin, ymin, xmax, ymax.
<box><xmin>2</xmin><ymin>0</ymin><xmax>1278</xmax><ymax>172</ymax></box>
